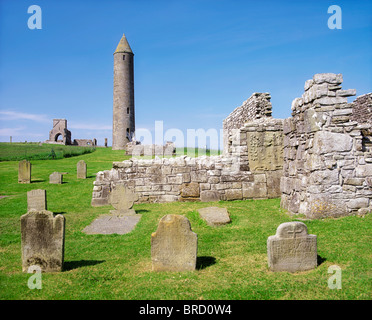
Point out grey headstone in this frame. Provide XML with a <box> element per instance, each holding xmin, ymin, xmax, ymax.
<box><xmin>151</xmin><ymin>214</ymin><xmax>197</xmax><ymax>272</ymax></box>
<box><xmin>18</xmin><ymin>160</ymin><xmax>31</xmax><ymax>183</ymax></box>
<box><xmin>267</xmin><ymin>221</ymin><xmax>317</xmax><ymax>272</ymax></box>
<box><xmin>198</xmin><ymin>207</ymin><xmax>231</xmax><ymax>226</ymax></box>
<box><xmin>49</xmin><ymin>172</ymin><xmax>63</xmax><ymax>184</ymax></box>
<box><xmin>21</xmin><ymin>210</ymin><xmax>65</xmax><ymax>272</ymax></box>
<box><xmin>27</xmin><ymin>189</ymin><xmax>47</xmax><ymax>211</ymax></box>
<box><xmin>109</xmin><ymin>184</ymin><xmax>138</xmax><ymax>215</ymax></box>
<box><xmin>77</xmin><ymin>160</ymin><xmax>87</xmax><ymax>179</ymax></box>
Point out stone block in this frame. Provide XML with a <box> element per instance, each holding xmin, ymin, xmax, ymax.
<box><xmin>313</xmin><ymin>131</ymin><xmax>353</xmax><ymax>154</ymax></box>
<box><xmin>151</xmin><ymin>215</ymin><xmax>197</xmax><ymax>272</ymax></box>
<box><xmin>267</xmin><ymin>222</ymin><xmax>317</xmax><ymax>272</ymax></box>
<box><xmin>347</xmin><ymin>198</ymin><xmax>369</xmax><ymax>210</ymax></box>
<box><xmin>200</xmin><ymin>190</ymin><xmax>220</xmax><ymax>202</ymax></box>
<box><xmin>242</xmin><ymin>182</ymin><xmax>267</xmax><ymax>199</ymax></box>
<box><xmin>21</xmin><ymin>210</ymin><xmax>65</xmax><ymax>272</ymax></box>
<box><xmin>180</xmin><ymin>182</ymin><xmax>200</xmax><ymax>199</ymax></box>
<box><xmin>355</xmin><ymin>164</ymin><xmax>372</xmax><ymax>177</ymax></box>
<box><xmin>313</xmin><ymin>73</ymin><xmax>342</xmax><ymax>85</ymax></box>
<box><xmin>225</xmin><ymin>189</ymin><xmax>242</xmax><ymax>200</ymax></box>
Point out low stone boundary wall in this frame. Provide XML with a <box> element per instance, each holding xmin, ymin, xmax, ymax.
<box><xmin>91</xmin><ymin>154</ymin><xmax>282</xmax><ymax>206</ymax></box>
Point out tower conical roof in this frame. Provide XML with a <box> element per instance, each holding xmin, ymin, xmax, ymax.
<box><xmin>114</xmin><ymin>34</ymin><xmax>133</xmax><ymax>54</ymax></box>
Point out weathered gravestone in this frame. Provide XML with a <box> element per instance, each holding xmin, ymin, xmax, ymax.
<box><xmin>27</xmin><ymin>189</ymin><xmax>47</xmax><ymax>211</ymax></box>
<box><xmin>49</xmin><ymin>172</ymin><xmax>63</xmax><ymax>184</ymax></box>
<box><xmin>267</xmin><ymin>221</ymin><xmax>317</xmax><ymax>272</ymax></box>
<box><xmin>77</xmin><ymin>160</ymin><xmax>87</xmax><ymax>179</ymax></box>
<box><xmin>18</xmin><ymin>160</ymin><xmax>31</xmax><ymax>183</ymax></box>
<box><xmin>151</xmin><ymin>214</ymin><xmax>197</xmax><ymax>272</ymax></box>
<box><xmin>198</xmin><ymin>207</ymin><xmax>231</xmax><ymax>227</ymax></box>
<box><xmin>21</xmin><ymin>210</ymin><xmax>65</xmax><ymax>272</ymax></box>
<box><xmin>109</xmin><ymin>184</ymin><xmax>138</xmax><ymax>215</ymax></box>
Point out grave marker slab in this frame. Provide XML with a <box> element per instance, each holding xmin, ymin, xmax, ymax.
<box><xmin>267</xmin><ymin>221</ymin><xmax>317</xmax><ymax>272</ymax></box>
<box><xmin>151</xmin><ymin>214</ymin><xmax>197</xmax><ymax>272</ymax></box>
<box><xmin>77</xmin><ymin>160</ymin><xmax>87</xmax><ymax>179</ymax></box>
<box><xmin>82</xmin><ymin>214</ymin><xmax>141</xmax><ymax>235</ymax></box>
<box><xmin>27</xmin><ymin>189</ymin><xmax>47</xmax><ymax>211</ymax></box>
<box><xmin>198</xmin><ymin>207</ymin><xmax>231</xmax><ymax>226</ymax></box>
<box><xmin>18</xmin><ymin>160</ymin><xmax>31</xmax><ymax>183</ymax></box>
<box><xmin>21</xmin><ymin>210</ymin><xmax>65</xmax><ymax>272</ymax></box>
<box><xmin>49</xmin><ymin>172</ymin><xmax>63</xmax><ymax>184</ymax></box>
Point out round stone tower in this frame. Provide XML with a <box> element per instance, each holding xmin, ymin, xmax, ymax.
<box><xmin>112</xmin><ymin>34</ymin><xmax>135</xmax><ymax>150</ymax></box>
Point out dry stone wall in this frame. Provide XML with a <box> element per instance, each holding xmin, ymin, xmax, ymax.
<box><xmin>280</xmin><ymin>73</ymin><xmax>372</xmax><ymax>218</ymax></box>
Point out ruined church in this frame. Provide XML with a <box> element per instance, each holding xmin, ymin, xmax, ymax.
<box><xmin>91</xmin><ymin>34</ymin><xmax>372</xmax><ymax>219</ymax></box>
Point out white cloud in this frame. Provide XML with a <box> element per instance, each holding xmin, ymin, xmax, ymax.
<box><xmin>0</xmin><ymin>127</ymin><xmax>25</xmax><ymax>136</ymax></box>
<box><xmin>0</xmin><ymin>110</ymin><xmax>50</xmax><ymax>123</ymax></box>
<box><xmin>0</xmin><ymin>126</ymin><xmax>44</xmax><ymax>137</ymax></box>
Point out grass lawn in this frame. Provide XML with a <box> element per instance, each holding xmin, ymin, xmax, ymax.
<box><xmin>0</xmin><ymin>146</ymin><xmax>371</xmax><ymax>300</ymax></box>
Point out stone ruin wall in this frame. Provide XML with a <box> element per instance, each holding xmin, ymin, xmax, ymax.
<box><xmin>91</xmin><ymin>73</ymin><xmax>371</xmax><ymax>218</ymax></box>
<box><xmin>280</xmin><ymin>73</ymin><xmax>372</xmax><ymax>218</ymax></box>
<box><xmin>351</xmin><ymin>93</ymin><xmax>372</xmax><ymax>125</ymax></box>
<box><xmin>91</xmin><ymin>93</ymin><xmax>284</xmax><ymax>206</ymax></box>
<box><xmin>223</xmin><ymin>92</ymin><xmax>273</xmax><ymax>155</ymax></box>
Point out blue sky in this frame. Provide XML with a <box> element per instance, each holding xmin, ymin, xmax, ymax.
<box><xmin>0</xmin><ymin>0</ymin><xmax>371</xmax><ymax>147</ymax></box>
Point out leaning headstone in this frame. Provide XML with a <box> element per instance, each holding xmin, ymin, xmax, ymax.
<box><xmin>198</xmin><ymin>207</ymin><xmax>231</xmax><ymax>227</ymax></box>
<box><xmin>49</xmin><ymin>172</ymin><xmax>63</xmax><ymax>184</ymax></box>
<box><xmin>77</xmin><ymin>160</ymin><xmax>87</xmax><ymax>179</ymax></box>
<box><xmin>18</xmin><ymin>160</ymin><xmax>31</xmax><ymax>183</ymax></box>
<box><xmin>151</xmin><ymin>214</ymin><xmax>197</xmax><ymax>272</ymax></box>
<box><xmin>109</xmin><ymin>184</ymin><xmax>138</xmax><ymax>215</ymax></box>
<box><xmin>27</xmin><ymin>189</ymin><xmax>47</xmax><ymax>211</ymax></box>
<box><xmin>21</xmin><ymin>210</ymin><xmax>65</xmax><ymax>272</ymax></box>
<box><xmin>267</xmin><ymin>221</ymin><xmax>317</xmax><ymax>272</ymax></box>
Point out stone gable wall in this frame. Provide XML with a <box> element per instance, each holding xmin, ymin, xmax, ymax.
<box><xmin>351</xmin><ymin>93</ymin><xmax>372</xmax><ymax>125</ymax></box>
<box><xmin>280</xmin><ymin>73</ymin><xmax>372</xmax><ymax>218</ymax></box>
<box><xmin>223</xmin><ymin>92</ymin><xmax>272</xmax><ymax>155</ymax></box>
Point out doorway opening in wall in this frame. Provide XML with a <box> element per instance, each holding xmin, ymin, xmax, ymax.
<box><xmin>54</xmin><ymin>133</ymin><xmax>63</xmax><ymax>142</ymax></box>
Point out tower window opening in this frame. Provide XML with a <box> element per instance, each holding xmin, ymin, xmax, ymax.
<box><xmin>123</xmin><ymin>55</ymin><xmax>125</xmax><ymax>60</ymax></box>
<box><xmin>127</xmin><ymin>107</ymin><xmax>129</xmax><ymax>114</ymax></box>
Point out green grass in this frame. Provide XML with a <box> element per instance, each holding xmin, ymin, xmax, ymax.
<box><xmin>0</xmin><ymin>146</ymin><xmax>371</xmax><ymax>300</ymax></box>
<box><xmin>0</xmin><ymin>142</ymin><xmax>96</xmax><ymax>161</ymax></box>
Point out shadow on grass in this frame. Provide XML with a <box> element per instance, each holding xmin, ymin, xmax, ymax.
<box><xmin>31</xmin><ymin>179</ymin><xmax>45</xmax><ymax>183</ymax></box>
<box><xmin>136</xmin><ymin>209</ymin><xmax>150</xmax><ymax>214</ymax></box>
<box><xmin>64</xmin><ymin>260</ymin><xmax>105</xmax><ymax>271</ymax></box>
<box><xmin>87</xmin><ymin>175</ymin><xmax>96</xmax><ymax>179</ymax></box>
<box><xmin>53</xmin><ymin>212</ymin><xmax>67</xmax><ymax>216</ymax></box>
<box><xmin>317</xmin><ymin>255</ymin><xmax>326</xmax><ymax>266</ymax></box>
<box><xmin>196</xmin><ymin>256</ymin><xmax>216</xmax><ymax>270</ymax></box>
